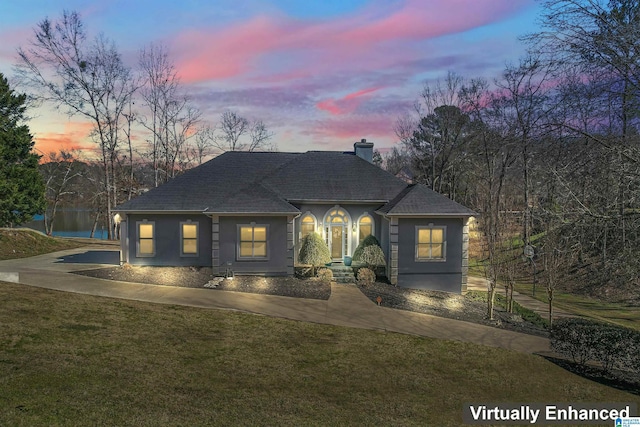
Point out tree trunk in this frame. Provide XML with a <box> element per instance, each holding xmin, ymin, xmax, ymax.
<box><xmin>487</xmin><ymin>280</ymin><xmax>496</xmax><ymax>320</ymax></box>
<box><xmin>90</xmin><ymin>211</ymin><xmax>100</xmax><ymax>239</ymax></box>
<box><xmin>548</xmin><ymin>289</ymin><xmax>554</xmax><ymax>329</ymax></box>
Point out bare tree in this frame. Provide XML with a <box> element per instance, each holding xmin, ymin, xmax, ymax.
<box><xmin>139</xmin><ymin>43</ymin><xmax>178</xmax><ymax>185</ymax></box>
<box><xmin>249</xmin><ymin>119</ymin><xmax>275</xmax><ymax>151</ymax></box>
<box><xmin>213</xmin><ymin>110</ymin><xmax>274</xmax><ymax>153</ymax></box>
<box><xmin>40</xmin><ymin>150</ymin><xmax>82</xmax><ymax>235</ymax></box>
<box><xmin>460</xmin><ymin>77</ymin><xmax>519</xmax><ymax>319</ymax></box>
<box><xmin>189</xmin><ymin>125</ymin><xmax>215</xmax><ymax>166</ymax></box>
<box><xmin>16</xmin><ymin>11</ymin><xmax>135</xmax><ymax>239</ymax></box>
<box><xmin>214</xmin><ymin>110</ymin><xmax>249</xmax><ymax>152</ymax></box>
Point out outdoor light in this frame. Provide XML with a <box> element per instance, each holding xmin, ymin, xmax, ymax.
<box><xmin>225</xmin><ymin>261</ymin><xmax>234</xmax><ymax>280</ymax></box>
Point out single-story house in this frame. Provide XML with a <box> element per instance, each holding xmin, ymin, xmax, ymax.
<box><xmin>115</xmin><ymin>140</ymin><xmax>476</xmax><ymax>293</ymax></box>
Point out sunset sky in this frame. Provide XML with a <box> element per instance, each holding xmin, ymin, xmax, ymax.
<box><xmin>0</xmin><ymin>0</ymin><xmax>541</xmax><ymax>157</ymax></box>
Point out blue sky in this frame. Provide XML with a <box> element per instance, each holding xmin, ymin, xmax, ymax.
<box><xmin>0</xmin><ymin>0</ymin><xmax>541</xmax><ymax>156</ymax></box>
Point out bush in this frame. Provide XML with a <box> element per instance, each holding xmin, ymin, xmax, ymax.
<box><xmin>551</xmin><ymin>318</ymin><xmax>640</xmax><ymax>373</ymax></box>
<box><xmin>357</xmin><ymin>267</ymin><xmax>376</xmax><ymax>286</ymax></box>
<box><xmin>352</xmin><ymin>235</ymin><xmax>380</xmax><ymax>261</ymax></box>
<box><xmin>360</xmin><ymin>245</ymin><xmax>386</xmax><ymax>268</ymax></box>
<box><xmin>316</xmin><ymin>268</ymin><xmax>333</xmax><ymax>282</ymax></box>
<box><xmin>298</xmin><ymin>232</ymin><xmax>331</xmax><ymax>274</ymax></box>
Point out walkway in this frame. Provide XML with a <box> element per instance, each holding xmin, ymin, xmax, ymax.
<box><xmin>467</xmin><ymin>276</ymin><xmax>576</xmax><ymax>319</ymax></box>
<box><xmin>0</xmin><ymin>247</ymin><xmax>550</xmax><ymax>355</ymax></box>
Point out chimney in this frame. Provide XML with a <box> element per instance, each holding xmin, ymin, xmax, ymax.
<box><xmin>354</xmin><ymin>138</ymin><xmax>374</xmax><ymax>163</ymax></box>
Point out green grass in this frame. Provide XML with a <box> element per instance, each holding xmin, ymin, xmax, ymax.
<box><xmin>0</xmin><ymin>282</ymin><xmax>635</xmax><ymax>426</ymax></box>
<box><xmin>466</xmin><ymin>290</ymin><xmax>550</xmax><ymax>329</ymax></box>
<box><xmin>515</xmin><ymin>282</ymin><xmax>640</xmax><ymax>331</ymax></box>
<box><xmin>0</xmin><ymin>229</ymin><xmax>83</xmax><ymax>260</ymax></box>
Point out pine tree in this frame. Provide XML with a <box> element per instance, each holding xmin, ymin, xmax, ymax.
<box><xmin>0</xmin><ymin>73</ymin><xmax>45</xmax><ymax>226</ymax></box>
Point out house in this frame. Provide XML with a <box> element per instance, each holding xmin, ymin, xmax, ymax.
<box><xmin>115</xmin><ymin>139</ymin><xmax>476</xmax><ymax>293</ymax></box>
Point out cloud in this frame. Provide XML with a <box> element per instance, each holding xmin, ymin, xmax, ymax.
<box><xmin>316</xmin><ymin>87</ymin><xmax>381</xmax><ymax>115</ymax></box>
<box><xmin>171</xmin><ymin>0</ymin><xmax>533</xmax><ymax>84</ymax></box>
<box><xmin>300</xmin><ymin>113</ymin><xmax>398</xmax><ymax>150</ymax></box>
<box><xmin>33</xmin><ymin>121</ymin><xmax>97</xmax><ymax>155</ymax></box>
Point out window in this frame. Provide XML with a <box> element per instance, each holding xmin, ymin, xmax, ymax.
<box><xmin>358</xmin><ymin>214</ymin><xmax>373</xmax><ymax>242</ymax></box>
<box><xmin>416</xmin><ymin>226</ymin><xmax>446</xmax><ymax>261</ymax></box>
<box><xmin>181</xmin><ymin>221</ymin><xmax>198</xmax><ymax>256</ymax></box>
<box><xmin>137</xmin><ymin>221</ymin><xmax>155</xmax><ymax>257</ymax></box>
<box><xmin>238</xmin><ymin>224</ymin><xmax>268</xmax><ymax>259</ymax></box>
<box><xmin>300</xmin><ymin>213</ymin><xmax>315</xmax><ymax>239</ymax></box>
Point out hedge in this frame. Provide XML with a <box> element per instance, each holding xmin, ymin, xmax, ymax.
<box><xmin>551</xmin><ymin>318</ymin><xmax>640</xmax><ymax>374</ymax></box>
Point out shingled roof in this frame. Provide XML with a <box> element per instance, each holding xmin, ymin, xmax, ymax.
<box><xmin>115</xmin><ymin>152</ymin><xmax>300</xmax><ymax>213</ymax></box>
<box><xmin>115</xmin><ymin>150</ymin><xmax>475</xmax><ymax>216</ymax></box>
<box><xmin>376</xmin><ymin>184</ymin><xmax>476</xmax><ymax>216</ymax></box>
<box><xmin>261</xmin><ymin>151</ymin><xmax>407</xmax><ymax>202</ymax></box>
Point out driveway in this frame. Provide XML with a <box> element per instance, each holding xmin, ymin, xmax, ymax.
<box><xmin>0</xmin><ymin>246</ymin><xmax>550</xmax><ymax>355</ymax></box>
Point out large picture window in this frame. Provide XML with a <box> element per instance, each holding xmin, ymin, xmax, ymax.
<box><xmin>416</xmin><ymin>226</ymin><xmax>446</xmax><ymax>261</ymax></box>
<box><xmin>181</xmin><ymin>221</ymin><xmax>198</xmax><ymax>256</ymax></box>
<box><xmin>238</xmin><ymin>224</ymin><xmax>268</xmax><ymax>259</ymax></box>
<box><xmin>137</xmin><ymin>221</ymin><xmax>155</xmax><ymax>257</ymax></box>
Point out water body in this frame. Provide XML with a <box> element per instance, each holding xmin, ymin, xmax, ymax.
<box><xmin>24</xmin><ymin>209</ymin><xmax>108</xmax><ymax>240</ymax></box>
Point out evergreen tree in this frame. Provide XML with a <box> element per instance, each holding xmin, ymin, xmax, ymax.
<box><xmin>298</xmin><ymin>232</ymin><xmax>331</xmax><ymax>275</ymax></box>
<box><xmin>0</xmin><ymin>73</ymin><xmax>45</xmax><ymax>226</ymax></box>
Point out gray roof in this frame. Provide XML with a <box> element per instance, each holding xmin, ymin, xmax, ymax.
<box><xmin>116</xmin><ymin>150</ymin><xmax>475</xmax><ymax>216</ymax></box>
<box><xmin>261</xmin><ymin>151</ymin><xmax>407</xmax><ymax>202</ymax></box>
<box><xmin>116</xmin><ymin>152</ymin><xmax>299</xmax><ymax>213</ymax></box>
<box><xmin>377</xmin><ymin>184</ymin><xmax>476</xmax><ymax>216</ymax></box>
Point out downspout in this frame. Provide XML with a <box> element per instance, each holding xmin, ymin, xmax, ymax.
<box><xmin>380</xmin><ymin>213</ymin><xmax>398</xmax><ymax>286</ymax></box>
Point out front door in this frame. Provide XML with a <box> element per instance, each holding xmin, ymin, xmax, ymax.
<box><xmin>330</xmin><ymin>225</ymin><xmax>344</xmax><ymax>260</ymax></box>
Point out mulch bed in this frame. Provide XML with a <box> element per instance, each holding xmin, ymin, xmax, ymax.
<box><xmin>75</xmin><ymin>266</ymin><xmax>331</xmax><ymax>300</ymax></box>
<box><xmin>357</xmin><ymin>281</ymin><xmax>549</xmax><ymax>337</ymax></box>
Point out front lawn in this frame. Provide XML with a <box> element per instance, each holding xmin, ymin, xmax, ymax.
<box><xmin>515</xmin><ymin>282</ymin><xmax>640</xmax><ymax>331</ymax></box>
<box><xmin>0</xmin><ymin>229</ymin><xmax>83</xmax><ymax>260</ymax></box>
<box><xmin>0</xmin><ymin>282</ymin><xmax>635</xmax><ymax>426</ymax></box>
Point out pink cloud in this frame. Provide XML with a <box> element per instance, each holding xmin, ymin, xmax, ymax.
<box><xmin>34</xmin><ymin>122</ymin><xmax>97</xmax><ymax>155</ymax></box>
<box><xmin>316</xmin><ymin>87</ymin><xmax>381</xmax><ymax>115</ymax></box>
<box><xmin>172</xmin><ymin>0</ymin><xmax>531</xmax><ymax>84</ymax></box>
<box><xmin>301</xmin><ymin>113</ymin><xmax>397</xmax><ymax>151</ymax></box>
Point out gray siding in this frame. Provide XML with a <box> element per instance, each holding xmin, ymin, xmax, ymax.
<box><xmin>218</xmin><ymin>216</ymin><xmax>289</xmax><ymax>275</ymax></box>
<box><xmin>396</xmin><ymin>217</ymin><xmax>464</xmax><ymax>293</ymax></box>
<box><xmin>380</xmin><ymin>216</ymin><xmax>390</xmax><ymax>276</ymax></box>
<box><xmin>127</xmin><ymin>214</ymin><xmax>212</xmax><ymax>267</ymax></box>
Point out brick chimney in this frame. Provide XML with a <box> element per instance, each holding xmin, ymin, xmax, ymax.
<box><xmin>353</xmin><ymin>138</ymin><xmax>374</xmax><ymax>163</ymax></box>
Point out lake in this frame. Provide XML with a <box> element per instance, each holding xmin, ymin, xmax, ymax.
<box><xmin>24</xmin><ymin>209</ymin><xmax>109</xmax><ymax>239</ymax></box>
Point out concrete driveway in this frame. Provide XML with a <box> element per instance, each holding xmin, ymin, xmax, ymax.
<box><xmin>0</xmin><ymin>246</ymin><xmax>551</xmax><ymax>355</ymax></box>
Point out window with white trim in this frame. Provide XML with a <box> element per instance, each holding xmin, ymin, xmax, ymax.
<box><xmin>358</xmin><ymin>214</ymin><xmax>373</xmax><ymax>242</ymax></box>
<box><xmin>181</xmin><ymin>221</ymin><xmax>198</xmax><ymax>256</ymax></box>
<box><xmin>137</xmin><ymin>221</ymin><xmax>155</xmax><ymax>257</ymax></box>
<box><xmin>238</xmin><ymin>223</ymin><xmax>268</xmax><ymax>259</ymax></box>
<box><xmin>300</xmin><ymin>213</ymin><xmax>315</xmax><ymax>239</ymax></box>
<box><xmin>416</xmin><ymin>226</ymin><xmax>446</xmax><ymax>261</ymax></box>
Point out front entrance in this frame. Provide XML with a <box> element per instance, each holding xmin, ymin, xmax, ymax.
<box><xmin>324</xmin><ymin>206</ymin><xmax>351</xmax><ymax>262</ymax></box>
<box><xmin>330</xmin><ymin>225</ymin><xmax>344</xmax><ymax>260</ymax></box>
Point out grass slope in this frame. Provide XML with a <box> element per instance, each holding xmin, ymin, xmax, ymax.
<box><xmin>0</xmin><ymin>229</ymin><xmax>83</xmax><ymax>260</ymax></box>
<box><xmin>0</xmin><ymin>282</ymin><xmax>635</xmax><ymax>426</ymax></box>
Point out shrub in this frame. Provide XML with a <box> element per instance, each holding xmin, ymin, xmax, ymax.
<box><xmin>352</xmin><ymin>235</ymin><xmax>381</xmax><ymax>261</ymax></box>
<box><xmin>551</xmin><ymin>318</ymin><xmax>640</xmax><ymax>373</ymax></box>
<box><xmin>357</xmin><ymin>267</ymin><xmax>376</xmax><ymax>286</ymax></box>
<box><xmin>360</xmin><ymin>245</ymin><xmax>386</xmax><ymax>269</ymax></box>
<box><xmin>551</xmin><ymin>318</ymin><xmax>600</xmax><ymax>366</ymax></box>
<box><xmin>316</xmin><ymin>268</ymin><xmax>334</xmax><ymax>282</ymax></box>
<box><xmin>298</xmin><ymin>232</ymin><xmax>331</xmax><ymax>275</ymax></box>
